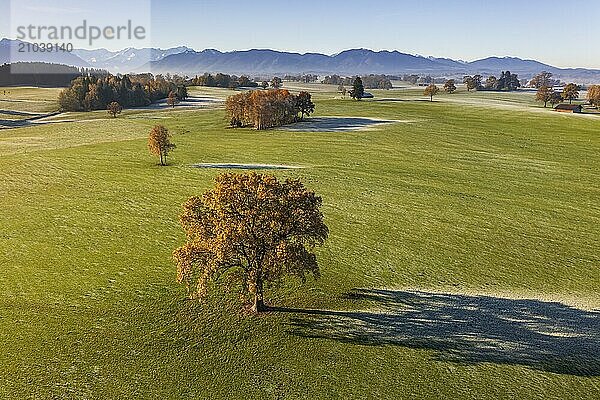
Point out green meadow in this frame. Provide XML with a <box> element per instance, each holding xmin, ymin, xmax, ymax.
<box><xmin>0</xmin><ymin>85</ymin><xmax>599</xmax><ymax>399</ymax></box>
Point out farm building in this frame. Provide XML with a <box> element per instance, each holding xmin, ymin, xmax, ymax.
<box><xmin>554</xmin><ymin>104</ymin><xmax>583</xmax><ymax>113</ymax></box>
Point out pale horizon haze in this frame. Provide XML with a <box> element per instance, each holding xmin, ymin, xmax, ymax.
<box><xmin>0</xmin><ymin>0</ymin><xmax>598</xmax><ymax>69</ymax></box>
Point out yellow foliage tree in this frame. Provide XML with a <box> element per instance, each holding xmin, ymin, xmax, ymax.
<box><xmin>147</xmin><ymin>125</ymin><xmax>175</xmax><ymax>166</ymax></box>
<box><xmin>587</xmin><ymin>85</ymin><xmax>600</xmax><ymax>108</ymax></box>
<box><xmin>173</xmin><ymin>173</ymin><xmax>329</xmax><ymax>312</ymax></box>
<box><xmin>424</xmin><ymin>84</ymin><xmax>439</xmax><ymax>101</ymax></box>
<box><xmin>107</xmin><ymin>101</ymin><xmax>122</xmax><ymax>118</ymax></box>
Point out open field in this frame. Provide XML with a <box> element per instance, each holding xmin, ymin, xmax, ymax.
<box><xmin>0</xmin><ymin>85</ymin><xmax>599</xmax><ymax>399</ymax></box>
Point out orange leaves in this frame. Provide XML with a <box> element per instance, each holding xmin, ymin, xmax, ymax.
<box><xmin>173</xmin><ymin>173</ymin><xmax>329</xmax><ymax>308</ymax></box>
<box><xmin>225</xmin><ymin>89</ymin><xmax>308</xmax><ymax>130</ymax></box>
<box><xmin>147</xmin><ymin>125</ymin><xmax>175</xmax><ymax>166</ymax></box>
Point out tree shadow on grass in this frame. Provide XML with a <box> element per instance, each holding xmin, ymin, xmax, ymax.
<box><xmin>280</xmin><ymin>117</ymin><xmax>397</xmax><ymax>132</ymax></box>
<box><xmin>275</xmin><ymin>289</ymin><xmax>600</xmax><ymax>376</ymax></box>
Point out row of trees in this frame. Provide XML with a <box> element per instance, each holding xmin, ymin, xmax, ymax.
<box><xmin>191</xmin><ymin>73</ymin><xmax>259</xmax><ymax>89</ymax></box>
<box><xmin>535</xmin><ymin>83</ymin><xmax>585</xmax><ymax>107</ymax></box>
<box><xmin>531</xmin><ymin>71</ymin><xmax>600</xmax><ymax>108</ymax></box>
<box><xmin>225</xmin><ymin>89</ymin><xmax>315</xmax><ymax>129</ymax></box>
<box><xmin>189</xmin><ymin>73</ymin><xmax>291</xmax><ymax>90</ymax></box>
<box><xmin>58</xmin><ymin>74</ymin><xmax>187</xmax><ymax>112</ymax></box>
<box><xmin>463</xmin><ymin>72</ymin><xmax>521</xmax><ymax>92</ymax></box>
<box><xmin>322</xmin><ymin>74</ymin><xmax>392</xmax><ymax>89</ymax></box>
<box><xmin>283</xmin><ymin>74</ymin><xmax>319</xmax><ymax>83</ymax></box>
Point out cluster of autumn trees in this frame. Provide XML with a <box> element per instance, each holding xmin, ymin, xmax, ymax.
<box><xmin>58</xmin><ymin>74</ymin><xmax>187</xmax><ymax>112</ymax></box>
<box><xmin>530</xmin><ymin>71</ymin><xmax>599</xmax><ymax>108</ymax></box>
<box><xmin>322</xmin><ymin>74</ymin><xmax>392</xmax><ymax>89</ymax></box>
<box><xmin>226</xmin><ymin>89</ymin><xmax>315</xmax><ymax>129</ymax></box>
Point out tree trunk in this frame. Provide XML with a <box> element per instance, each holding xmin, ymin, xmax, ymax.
<box><xmin>251</xmin><ymin>277</ymin><xmax>265</xmax><ymax>313</ymax></box>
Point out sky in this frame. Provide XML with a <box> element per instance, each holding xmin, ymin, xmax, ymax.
<box><xmin>1</xmin><ymin>0</ymin><xmax>599</xmax><ymax>69</ymax></box>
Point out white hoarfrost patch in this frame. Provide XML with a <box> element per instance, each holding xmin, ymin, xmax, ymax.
<box><xmin>280</xmin><ymin>116</ymin><xmax>412</xmax><ymax>132</ymax></box>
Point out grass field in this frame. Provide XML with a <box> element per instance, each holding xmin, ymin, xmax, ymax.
<box><xmin>0</xmin><ymin>85</ymin><xmax>599</xmax><ymax>399</ymax></box>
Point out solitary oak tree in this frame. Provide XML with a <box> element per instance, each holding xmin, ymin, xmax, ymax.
<box><xmin>463</xmin><ymin>75</ymin><xmax>478</xmax><ymax>91</ymax></box>
<box><xmin>587</xmin><ymin>85</ymin><xmax>600</xmax><ymax>108</ymax></box>
<box><xmin>167</xmin><ymin>91</ymin><xmax>179</xmax><ymax>108</ymax></box>
<box><xmin>424</xmin><ymin>84</ymin><xmax>439</xmax><ymax>101</ymax></box>
<box><xmin>444</xmin><ymin>79</ymin><xmax>457</xmax><ymax>94</ymax></box>
<box><xmin>271</xmin><ymin>77</ymin><xmax>283</xmax><ymax>89</ymax></box>
<box><xmin>529</xmin><ymin>71</ymin><xmax>554</xmax><ymax>89</ymax></box>
<box><xmin>173</xmin><ymin>173</ymin><xmax>329</xmax><ymax>313</ymax></box>
<box><xmin>107</xmin><ymin>101</ymin><xmax>122</xmax><ymax>118</ymax></box>
<box><xmin>148</xmin><ymin>124</ymin><xmax>176</xmax><ymax>166</ymax></box>
<box><xmin>562</xmin><ymin>83</ymin><xmax>580</xmax><ymax>104</ymax></box>
<box><xmin>536</xmin><ymin>86</ymin><xmax>554</xmax><ymax>108</ymax></box>
<box><xmin>549</xmin><ymin>91</ymin><xmax>563</xmax><ymax>107</ymax></box>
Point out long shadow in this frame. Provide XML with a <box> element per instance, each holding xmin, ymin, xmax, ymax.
<box><xmin>277</xmin><ymin>289</ymin><xmax>600</xmax><ymax>376</ymax></box>
<box><xmin>281</xmin><ymin>117</ymin><xmax>394</xmax><ymax>132</ymax></box>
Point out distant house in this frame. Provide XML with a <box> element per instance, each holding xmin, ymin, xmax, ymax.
<box><xmin>554</xmin><ymin>104</ymin><xmax>583</xmax><ymax>113</ymax></box>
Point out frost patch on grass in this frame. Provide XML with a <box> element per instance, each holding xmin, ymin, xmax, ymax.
<box><xmin>280</xmin><ymin>116</ymin><xmax>411</xmax><ymax>132</ymax></box>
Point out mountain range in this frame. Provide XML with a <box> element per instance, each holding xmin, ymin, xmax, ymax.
<box><xmin>1</xmin><ymin>38</ymin><xmax>599</xmax><ymax>82</ymax></box>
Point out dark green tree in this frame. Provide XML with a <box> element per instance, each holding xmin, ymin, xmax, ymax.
<box><xmin>349</xmin><ymin>77</ymin><xmax>365</xmax><ymax>100</ymax></box>
<box><xmin>295</xmin><ymin>91</ymin><xmax>315</xmax><ymax>120</ymax></box>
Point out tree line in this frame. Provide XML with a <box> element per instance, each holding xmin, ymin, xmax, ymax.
<box><xmin>283</xmin><ymin>74</ymin><xmax>319</xmax><ymax>83</ymax></box>
<box><xmin>225</xmin><ymin>89</ymin><xmax>315</xmax><ymax>130</ymax></box>
<box><xmin>0</xmin><ymin>62</ymin><xmax>107</xmax><ymax>87</ymax></box>
<box><xmin>58</xmin><ymin>74</ymin><xmax>188</xmax><ymax>112</ymax></box>
<box><xmin>322</xmin><ymin>74</ymin><xmax>392</xmax><ymax>89</ymax></box>
<box><xmin>191</xmin><ymin>73</ymin><xmax>259</xmax><ymax>88</ymax></box>
<box><xmin>462</xmin><ymin>71</ymin><xmax>521</xmax><ymax>92</ymax></box>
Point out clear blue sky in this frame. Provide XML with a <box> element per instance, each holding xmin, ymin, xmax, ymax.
<box><xmin>1</xmin><ymin>0</ymin><xmax>599</xmax><ymax>68</ymax></box>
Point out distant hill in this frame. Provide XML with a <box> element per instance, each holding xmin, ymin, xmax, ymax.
<box><xmin>72</xmin><ymin>46</ymin><xmax>193</xmax><ymax>73</ymax></box>
<box><xmin>1</xmin><ymin>38</ymin><xmax>599</xmax><ymax>83</ymax></box>
<box><xmin>0</xmin><ymin>38</ymin><xmax>89</xmax><ymax>68</ymax></box>
<box><xmin>146</xmin><ymin>48</ymin><xmax>600</xmax><ymax>82</ymax></box>
<box><xmin>0</xmin><ymin>62</ymin><xmax>107</xmax><ymax>87</ymax></box>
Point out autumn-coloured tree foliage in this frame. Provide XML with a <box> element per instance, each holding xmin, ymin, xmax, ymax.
<box><xmin>424</xmin><ymin>84</ymin><xmax>439</xmax><ymax>101</ymax></box>
<box><xmin>148</xmin><ymin>125</ymin><xmax>175</xmax><ymax>166</ymax></box>
<box><xmin>586</xmin><ymin>85</ymin><xmax>600</xmax><ymax>108</ymax></box>
<box><xmin>107</xmin><ymin>101</ymin><xmax>122</xmax><ymax>118</ymax></box>
<box><xmin>536</xmin><ymin>86</ymin><xmax>554</xmax><ymax>108</ymax></box>
<box><xmin>167</xmin><ymin>91</ymin><xmax>178</xmax><ymax>108</ymax></box>
<box><xmin>173</xmin><ymin>173</ymin><xmax>329</xmax><ymax>313</ymax></box>
<box><xmin>225</xmin><ymin>89</ymin><xmax>314</xmax><ymax>130</ymax></box>
<box><xmin>443</xmin><ymin>79</ymin><xmax>457</xmax><ymax>94</ymax></box>
<box><xmin>58</xmin><ymin>74</ymin><xmax>187</xmax><ymax>112</ymax></box>
<box><xmin>562</xmin><ymin>83</ymin><xmax>580</xmax><ymax>104</ymax></box>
